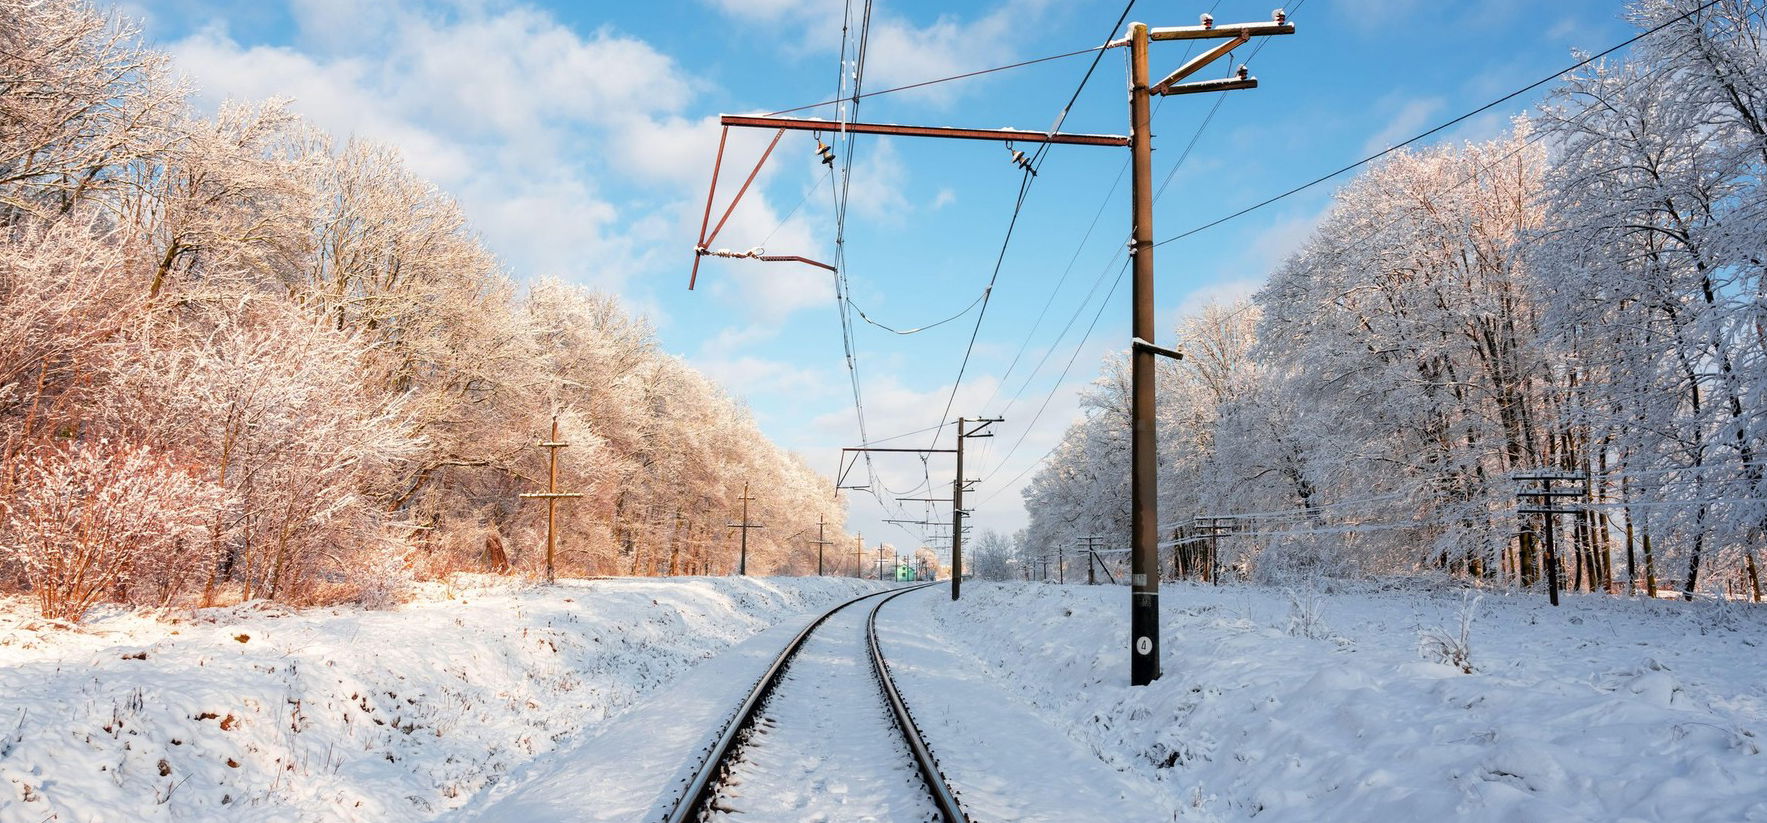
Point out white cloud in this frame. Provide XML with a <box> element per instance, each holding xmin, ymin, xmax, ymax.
<box><xmin>1248</xmin><ymin>206</ymin><xmax>1327</xmax><ymax>271</ymax></box>
<box><xmin>701</xmin><ymin>0</ymin><xmax>801</xmax><ymax>21</ymax></box>
<box><xmin>165</xmin><ymin>0</ymin><xmax>820</xmax><ymax>326</ymax></box>
<box><xmin>969</xmin><ymin>371</ymin><xmax>1095</xmax><ymax>532</ymax></box>
<box><xmin>694</xmin><ymin>353</ymin><xmax>832</xmax><ymax>402</ymax></box>
<box><xmin>846</xmin><ymin>138</ymin><xmax>911</xmax><ymax>222</ymax></box>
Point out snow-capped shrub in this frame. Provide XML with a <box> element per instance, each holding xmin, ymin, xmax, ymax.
<box><xmin>100</xmin><ymin>301</ymin><xmax>423</xmax><ymax>605</ymax></box>
<box><xmin>1284</xmin><ymin>587</ymin><xmax>1331</xmax><ymax>639</ymax></box>
<box><xmin>1418</xmin><ymin>592</ymin><xmax>1481</xmax><ymax>674</ymax></box>
<box><xmin>1</xmin><ymin>440</ymin><xmax>227</xmax><ymax>620</ymax></box>
<box><xmin>353</xmin><ymin>545</ymin><xmax>415</xmax><ymax>609</ymax></box>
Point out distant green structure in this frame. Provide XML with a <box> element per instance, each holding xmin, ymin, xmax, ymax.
<box><xmin>895</xmin><ymin>562</ymin><xmax>915</xmax><ymax>582</ymax></box>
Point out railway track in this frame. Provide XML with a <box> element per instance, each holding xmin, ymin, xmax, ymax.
<box><xmin>661</xmin><ymin>583</ymin><xmax>967</xmax><ymax>822</ymax></box>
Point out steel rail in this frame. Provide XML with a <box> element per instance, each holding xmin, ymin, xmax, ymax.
<box><xmin>659</xmin><ymin>582</ymin><xmax>948</xmax><ymax>823</ymax></box>
<box><xmin>867</xmin><ymin>585</ymin><xmax>969</xmax><ymax>822</ymax></box>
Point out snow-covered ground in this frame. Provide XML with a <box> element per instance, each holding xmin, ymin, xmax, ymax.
<box><xmin>0</xmin><ymin>575</ymin><xmax>882</xmax><ymax>822</ymax></box>
<box><xmin>873</xmin><ymin>586</ymin><xmax>1162</xmax><ymax>821</ymax></box>
<box><xmin>929</xmin><ymin>580</ymin><xmax>1767</xmax><ymax>822</ymax></box>
<box><xmin>6</xmin><ymin>575</ymin><xmax>1761</xmax><ymax>822</ymax></box>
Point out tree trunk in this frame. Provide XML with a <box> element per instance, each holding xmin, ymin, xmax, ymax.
<box><xmin>1643</xmin><ymin>529</ymin><xmax>1658</xmax><ymax>598</ymax></box>
<box><xmin>1683</xmin><ymin>505</ymin><xmax>1707</xmax><ymax>601</ymax></box>
<box><xmin>483</xmin><ymin>532</ymin><xmax>511</xmax><ymax>574</ymax></box>
<box><xmin>1519</xmin><ymin>530</ymin><xmax>1539</xmax><ymax>588</ymax></box>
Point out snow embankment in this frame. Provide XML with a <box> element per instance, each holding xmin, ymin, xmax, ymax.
<box><xmin>933</xmin><ymin>581</ymin><xmax>1767</xmax><ymax>822</ymax></box>
<box><xmin>0</xmin><ymin>575</ymin><xmax>881</xmax><ymax>822</ymax></box>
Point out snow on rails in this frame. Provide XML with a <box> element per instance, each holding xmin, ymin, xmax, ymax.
<box><xmin>663</xmin><ymin>582</ymin><xmax>967</xmax><ymax>822</ymax></box>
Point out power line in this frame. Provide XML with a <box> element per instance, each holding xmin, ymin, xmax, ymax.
<box><xmin>767</xmin><ymin>46</ymin><xmax>1109</xmax><ymax>117</ymax></box>
<box><xmin>1151</xmin><ymin>0</ymin><xmax>1726</xmax><ymax>249</ymax></box>
<box><xmin>903</xmin><ymin>1</ymin><xmax>1139</xmax><ymax>541</ymax></box>
<box><xmin>847</xmin><ymin>289</ymin><xmax>987</xmax><ymax>335</ymax></box>
<box><xmin>1026</xmin><ymin>0</ymin><xmax>1140</xmax><ymax>167</ymax></box>
<box><xmin>977</xmin><ymin>259</ymin><xmax>1128</xmax><ymax>507</ymax></box>
<box><xmin>992</xmin><ymin>53</ymin><xmax>1706</xmax><ymax>522</ymax></box>
<box><xmin>926</xmin><ymin>169</ymin><xmax>1035</xmax><ymax>451</ymax></box>
<box><xmin>927</xmin><ymin>0</ymin><xmax>1139</xmax><ymax>456</ymax></box>
<box><xmin>826</xmin><ymin>0</ymin><xmax>892</xmax><ymax>518</ymax></box>
<box><xmin>979</xmin><ymin>0</ymin><xmax>1262</xmax><ymax>489</ymax></box>
<box><xmin>981</xmin><ymin>0</ymin><xmax>1230</xmax><ymax>420</ymax></box>
<box><xmin>978</xmin><ymin>0</ymin><xmax>1724</xmax><ymax>504</ymax></box>
<box><xmin>865</xmin><ymin>420</ymin><xmax>960</xmax><ymax>446</ymax></box>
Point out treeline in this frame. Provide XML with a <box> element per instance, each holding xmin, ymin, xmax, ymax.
<box><xmin>0</xmin><ymin>0</ymin><xmax>846</xmax><ymax>620</ymax></box>
<box><xmin>1025</xmin><ymin>0</ymin><xmax>1767</xmax><ymax>600</ymax></box>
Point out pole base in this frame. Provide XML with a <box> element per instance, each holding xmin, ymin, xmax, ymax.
<box><xmin>1130</xmin><ymin>590</ymin><xmax>1161</xmax><ymax>685</ymax></box>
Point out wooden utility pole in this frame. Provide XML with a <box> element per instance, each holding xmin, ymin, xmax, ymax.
<box><xmin>1079</xmin><ymin>535</ymin><xmax>1104</xmax><ymax>584</ymax></box>
<box><xmin>835</xmin><ymin>438</ymin><xmax>989</xmax><ymax>598</ymax></box>
<box><xmin>1189</xmin><ymin>516</ymin><xmax>1235</xmax><ymax>585</ymax></box>
<box><xmin>1516</xmin><ymin>471</ymin><xmax>1587</xmax><ymax>606</ymax></box>
<box><xmin>519</xmin><ymin>415</ymin><xmax>584</xmax><ymax>584</ymax></box>
<box><xmin>854</xmin><ymin>533</ymin><xmax>864</xmax><ymax>579</ymax></box>
<box><xmin>1126</xmin><ymin>19</ymin><xmax>1164</xmax><ymax>688</ymax></box>
<box><xmin>810</xmin><ymin>514</ymin><xmax>835</xmax><ymax>576</ymax></box>
<box><xmin>727</xmin><ymin>482</ymin><xmax>763</xmax><ymax>575</ymax></box>
<box><xmin>1124</xmin><ymin>14</ymin><xmax>1293</xmax><ymax>687</ymax></box>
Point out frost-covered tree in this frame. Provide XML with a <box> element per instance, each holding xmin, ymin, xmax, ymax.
<box><xmin>1535</xmin><ymin>0</ymin><xmax>1767</xmax><ymax>599</ymax></box>
<box><xmin>0</xmin><ymin>0</ymin><xmax>859</xmax><ymax>619</ymax></box>
<box><xmin>970</xmin><ymin>529</ymin><xmax>1015</xmax><ymax>581</ymax></box>
<box><xmin>100</xmin><ymin>300</ymin><xmax>422</xmax><ymax>603</ymax></box>
<box><xmin>1250</xmin><ymin>125</ymin><xmax>1551</xmax><ymax>580</ymax></box>
<box><xmin>0</xmin><ymin>0</ymin><xmax>181</xmax><ymax>221</ymax></box>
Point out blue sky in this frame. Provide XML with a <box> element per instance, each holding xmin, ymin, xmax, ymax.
<box><xmin>129</xmin><ymin>0</ymin><xmax>1637</xmax><ymax>550</ymax></box>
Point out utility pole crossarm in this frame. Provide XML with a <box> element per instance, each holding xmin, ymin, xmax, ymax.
<box><xmin>1162</xmin><ymin>76</ymin><xmax>1258</xmax><ymax>96</ymax></box>
<box><xmin>1132</xmin><ymin>337</ymin><xmax>1184</xmax><ymax>361</ymax></box>
<box><xmin>720</xmin><ymin>115</ymin><xmax>1130</xmax><ymax>147</ymax></box>
<box><xmin>1148</xmin><ymin>20</ymin><xmax>1296</xmax><ymax>41</ymax></box>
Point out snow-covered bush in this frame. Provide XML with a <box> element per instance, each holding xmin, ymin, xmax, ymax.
<box><xmin>1284</xmin><ymin>587</ymin><xmax>1331</xmax><ymax>639</ymax></box>
<box><xmin>351</xmin><ymin>545</ymin><xmax>415</xmax><ymax>609</ymax></box>
<box><xmin>1418</xmin><ymin>592</ymin><xmax>1481</xmax><ymax>674</ymax></box>
<box><xmin>101</xmin><ymin>301</ymin><xmax>424</xmax><ymax>605</ymax></box>
<box><xmin>1</xmin><ymin>440</ymin><xmax>227</xmax><ymax>620</ymax></box>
